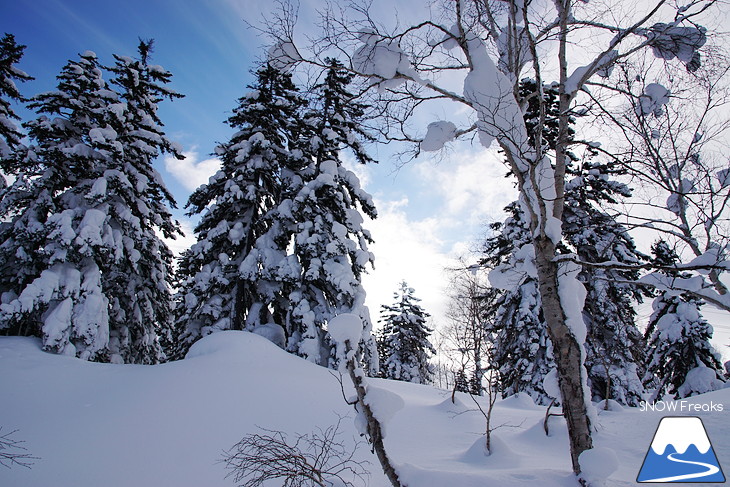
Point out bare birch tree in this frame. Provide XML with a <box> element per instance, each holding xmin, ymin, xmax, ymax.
<box><xmin>261</xmin><ymin>0</ymin><xmax>723</xmax><ymax>480</ymax></box>
<box><xmin>586</xmin><ymin>55</ymin><xmax>730</xmax><ymax>303</ymax></box>
<box><xmin>442</xmin><ymin>265</ymin><xmax>498</xmax><ymax>395</ymax></box>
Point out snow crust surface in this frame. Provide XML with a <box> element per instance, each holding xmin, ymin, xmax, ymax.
<box><xmin>2</xmin><ymin>334</ymin><xmax>729</xmax><ymax>487</ymax></box>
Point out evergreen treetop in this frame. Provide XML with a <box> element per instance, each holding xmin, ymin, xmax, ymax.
<box><xmin>644</xmin><ymin>240</ymin><xmax>726</xmax><ymax>400</ymax></box>
<box><xmin>0</xmin><ymin>33</ymin><xmax>33</xmax><ymax>161</ymax></box>
<box><xmin>173</xmin><ymin>64</ymin><xmax>306</xmax><ymax>357</ymax></box>
<box><xmin>378</xmin><ymin>281</ymin><xmax>434</xmax><ymax>384</ymax></box>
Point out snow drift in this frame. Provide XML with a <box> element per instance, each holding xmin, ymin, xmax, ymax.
<box><xmin>1</xmin><ymin>333</ymin><xmax>729</xmax><ymax>486</ymax></box>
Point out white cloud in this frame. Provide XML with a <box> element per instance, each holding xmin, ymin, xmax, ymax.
<box><xmin>164</xmin><ymin>150</ymin><xmax>221</xmax><ymax>192</ymax></box>
<box><xmin>343</xmin><ymin>145</ymin><xmax>517</xmax><ymax>329</ymax></box>
<box><xmin>160</xmin><ymin>218</ymin><xmax>197</xmax><ymax>259</ymax></box>
<box><xmin>415</xmin><ymin>147</ymin><xmax>517</xmax><ymax>228</ymax></box>
<box><xmin>361</xmin><ymin>198</ymin><xmax>460</xmax><ymax>329</ymax></box>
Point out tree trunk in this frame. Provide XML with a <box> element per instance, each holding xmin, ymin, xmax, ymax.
<box><xmin>708</xmin><ymin>269</ymin><xmax>729</xmax><ymax>296</ymax></box>
<box><xmin>534</xmin><ymin>236</ymin><xmax>593</xmax><ymax>475</ymax></box>
<box><xmin>344</xmin><ymin>339</ymin><xmax>405</xmax><ymax>487</ymax></box>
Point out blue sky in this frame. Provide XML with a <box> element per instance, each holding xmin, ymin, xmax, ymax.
<box><xmin>1</xmin><ymin>0</ymin><xmax>517</xmax><ymax>326</ymax></box>
<box><xmin>1</xmin><ymin>0</ymin><xmax>256</xmax><ymax>185</ymax></box>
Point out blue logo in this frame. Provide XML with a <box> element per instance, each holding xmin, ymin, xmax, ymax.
<box><xmin>637</xmin><ymin>416</ymin><xmax>725</xmax><ymax>483</ymax></box>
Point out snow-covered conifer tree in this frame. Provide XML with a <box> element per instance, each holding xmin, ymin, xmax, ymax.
<box><xmin>378</xmin><ymin>281</ymin><xmax>434</xmax><ymax>384</ymax></box>
<box><xmin>286</xmin><ymin>58</ymin><xmax>377</xmax><ymax>367</ymax></box>
<box><xmin>486</xmin><ymin>81</ymin><xmax>646</xmax><ymax>406</ymax></box>
<box><xmin>100</xmin><ymin>39</ymin><xmax>183</xmax><ymax>363</ymax></box>
<box><xmin>0</xmin><ymin>42</ymin><xmax>183</xmax><ymax>364</ymax></box>
<box><xmin>453</xmin><ymin>369</ymin><xmax>471</xmax><ymax>394</ymax></box>
<box><xmin>0</xmin><ymin>32</ymin><xmax>32</xmax><ymax>303</ymax></box>
<box><xmin>644</xmin><ymin>240</ymin><xmax>726</xmax><ymax>400</ymax></box>
<box><xmin>0</xmin><ymin>51</ymin><xmax>116</xmax><ymax>358</ymax></box>
<box><xmin>0</xmin><ymin>33</ymin><xmax>32</xmax><ymax>166</ymax></box>
<box><xmin>487</xmin><ymin>166</ymin><xmax>646</xmax><ymax>406</ymax></box>
<box><xmin>173</xmin><ymin>64</ymin><xmax>304</xmax><ymax>358</ymax></box>
<box><xmin>483</xmin><ymin>202</ymin><xmax>554</xmax><ymax>404</ymax></box>
<box><xmin>563</xmin><ymin>158</ymin><xmax>647</xmax><ymax>406</ymax></box>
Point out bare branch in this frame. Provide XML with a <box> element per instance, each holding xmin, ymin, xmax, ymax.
<box><xmin>0</xmin><ymin>428</ymin><xmax>38</xmax><ymax>470</ymax></box>
<box><xmin>221</xmin><ymin>418</ymin><xmax>369</xmax><ymax>487</ymax></box>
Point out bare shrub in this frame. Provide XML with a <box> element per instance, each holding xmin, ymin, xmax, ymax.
<box><xmin>0</xmin><ymin>427</ymin><xmax>38</xmax><ymax>469</ymax></box>
<box><xmin>221</xmin><ymin>418</ymin><xmax>368</xmax><ymax>487</ymax></box>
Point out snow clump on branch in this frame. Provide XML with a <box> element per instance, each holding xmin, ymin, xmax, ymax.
<box><xmin>328</xmin><ymin>313</ymin><xmax>364</xmax><ymax>369</ymax></box>
<box><xmin>420</xmin><ymin>121</ymin><xmax>457</xmax><ymax>152</ymax></box>
<box><xmin>352</xmin><ymin>30</ymin><xmax>422</xmax><ymax>91</ymax></box>
<box><xmin>635</xmin><ymin>83</ymin><xmax>670</xmax><ymax>117</ymax></box>
<box><xmin>267</xmin><ymin>40</ymin><xmax>302</xmax><ymax>72</ymax></box>
<box><xmin>638</xmin><ymin>23</ymin><xmax>707</xmax><ymax>72</ymax></box>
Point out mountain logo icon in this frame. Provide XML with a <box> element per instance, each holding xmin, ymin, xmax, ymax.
<box><xmin>637</xmin><ymin>416</ymin><xmax>725</xmax><ymax>483</ymax></box>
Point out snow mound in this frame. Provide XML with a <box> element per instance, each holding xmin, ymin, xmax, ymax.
<box><xmin>185</xmin><ymin>330</ymin><xmax>276</xmax><ymax>359</ymax></box>
<box><xmin>435</xmin><ymin>395</ymin><xmax>468</xmax><ymax>412</ymax></box>
<box><xmin>2</xmin><ymin>335</ymin><xmax>730</xmax><ymax>487</ymax></box>
<box><xmin>677</xmin><ymin>365</ymin><xmax>725</xmax><ymax>398</ymax></box>
<box><xmin>578</xmin><ymin>447</ymin><xmax>619</xmax><ymax>486</ymax></box>
<box><xmin>460</xmin><ymin>435</ymin><xmax>521</xmax><ymax>468</ymax></box>
<box><xmin>500</xmin><ymin>392</ymin><xmax>540</xmax><ymax>410</ymax></box>
<box><xmin>252</xmin><ymin>323</ymin><xmax>286</xmax><ymax>349</ymax></box>
<box><xmin>595</xmin><ymin>399</ymin><xmax>624</xmax><ymax>413</ymax></box>
<box><xmin>0</xmin><ymin>336</ymin><xmax>43</xmax><ymax>358</ymax></box>
<box><xmin>364</xmin><ymin>385</ymin><xmax>404</xmax><ymax>437</ymax></box>
<box><xmin>397</xmin><ymin>461</ymin><xmax>576</xmax><ymax>487</ymax></box>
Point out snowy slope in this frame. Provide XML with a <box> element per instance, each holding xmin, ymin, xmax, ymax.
<box><xmin>1</xmin><ymin>332</ymin><xmax>728</xmax><ymax>486</ymax></box>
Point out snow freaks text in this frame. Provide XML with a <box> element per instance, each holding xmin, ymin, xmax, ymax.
<box><xmin>639</xmin><ymin>401</ymin><xmax>724</xmax><ymax>413</ymax></box>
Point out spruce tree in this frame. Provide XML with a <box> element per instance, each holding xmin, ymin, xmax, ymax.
<box><xmin>286</xmin><ymin>59</ymin><xmax>377</xmax><ymax>367</ymax></box>
<box><xmin>0</xmin><ymin>32</ymin><xmax>34</xmax><ymax>311</ymax></box>
<box><xmin>173</xmin><ymin>64</ymin><xmax>304</xmax><ymax>358</ymax></box>
<box><xmin>101</xmin><ymin>39</ymin><xmax>183</xmax><ymax>363</ymax></box>
<box><xmin>481</xmin><ymin>81</ymin><xmax>564</xmax><ymax>404</ymax></box>
<box><xmin>0</xmin><ymin>51</ymin><xmax>116</xmax><ymax>358</ymax></box>
<box><xmin>453</xmin><ymin>369</ymin><xmax>471</xmax><ymax>394</ymax></box>
<box><xmin>644</xmin><ymin>240</ymin><xmax>726</xmax><ymax>400</ymax></box>
<box><xmin>483</xmin><ymin>80</ymin><xmax>646</xmax><ymax>405</ymax></box>
<box><xmin>563</xmin><ymin>158</ymin><xmax>647</xmax><ymax>406</ymax></box>
<box><xmin>483</xmin><ymin>202</ymin><xmax>555</xmax><ymax>404</ymax></box>
<box><xmin>0</xmin><ymin>33</ymin><xmax>33</xmax><ymax>165</ymax></box>
<box><xmin>378</xmin><ymin>281</ymin><xmax>435</xmax><ymax>384</ymax></box>
<box><xmin>0</xmin><ymin>43</ymin><xmax>183</xmax><ymax>364</ymax></box>
<box><xmin>485</xmin><ymin>165</ymin><xmax>646</xmax><ymax>405</ymax></box>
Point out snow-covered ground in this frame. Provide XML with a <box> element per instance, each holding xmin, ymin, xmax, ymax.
<box><xmin>1</xmin><ymin>332</ymin><xmax>728</xmax><ymax>486</ymax></box>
